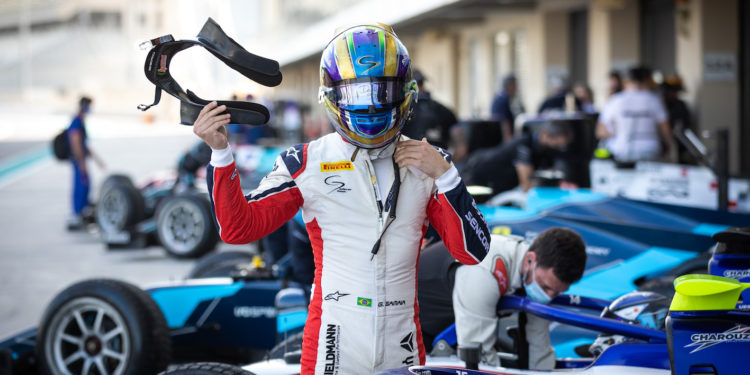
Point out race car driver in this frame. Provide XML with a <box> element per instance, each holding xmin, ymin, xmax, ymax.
<box><xmin>418</xmin><ymin>228</ymin><xmax>586</xmax><ymax>369</ymax></box>
<box><xmin>193</xmin><ymin>23</ymin><xmax>490</xmax><ymax>375</ymax></box>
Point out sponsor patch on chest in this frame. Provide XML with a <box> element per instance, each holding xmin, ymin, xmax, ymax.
<box><xmin>320</xmin><ymin>161</ymin><xmax>354</xmax><ymax>172</ymax></box>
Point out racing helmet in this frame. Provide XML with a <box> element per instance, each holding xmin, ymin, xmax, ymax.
<box><xmin>589</xmin><ymin>291</ymin><xmax>670</xmax><ymax>356</ymax></box>
<box><xmin>601</xmin><ymin>291</ymin><xmax>670</xmax><ymax>329</ymax></box>
<box><xmin>319</xmin><ymin>23</ymin><xmax>417</xmax><ymax>149</ymax></box>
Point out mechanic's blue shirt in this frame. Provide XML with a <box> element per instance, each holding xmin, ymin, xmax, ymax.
<box><xmin>491</xmin><ymin>92</ymin><xmax>514</xmax><ymax>125</ymax></box>
<box><xmin>67</xmin><ymin>116</ymin><xmax>88</xmax><ymax>156</ymax></box>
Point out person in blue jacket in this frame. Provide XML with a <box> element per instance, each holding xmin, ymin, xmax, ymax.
<box><xmin>67</xmin><ymin>96</ymin><xmax>104</xmax><ymax>230</ymax></box>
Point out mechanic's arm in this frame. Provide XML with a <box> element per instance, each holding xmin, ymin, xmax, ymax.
<box><xmin>453</xmin><ymin>264</ymin><xmax>502</xmax><ymax>366</ymax></box>
<box><xmin>394</xmin><ymin>139</ymin><xmax>490</xmax><ymax>264</ymax></box>
<box><xmin>196</xmin><ymin>102</ymin><xmax>303</xmax><ymax>244</ymax></box>
<box><xmin>515</xmin><ymin>163</ymin><xmax>534</xmax><ymax>192</ymax></box>
<box><xmin>525</xmin><ymin>314</ymin><xmax>555</xmax><ymax>370</ymax></box>
<box><xmin>87</xmin><ymin>147</ymin><xmax>106</xmax><ymax>170</ymax></box>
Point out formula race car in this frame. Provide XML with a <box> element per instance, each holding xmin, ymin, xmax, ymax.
<box><xmin>95</xmin><ymin>143</ymin><xmax>284</xmax><ymax>258</ymax></box>
<box><xmin>240</xmin><ymin>227</ymin><xmax>750</xmax><ymax>375</ymax></box>
<box><xmin>95</xmin><ymin>171</ymin><xmax>220</xmax><ymax>258</ymax></box>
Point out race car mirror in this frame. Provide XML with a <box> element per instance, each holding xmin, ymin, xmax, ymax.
<box><xmin>138</xmin><ymin>17</ymin><xmax>283</xmax><ymax>126</ymax></box>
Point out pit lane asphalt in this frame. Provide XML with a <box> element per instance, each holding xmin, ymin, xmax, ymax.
<box><xmin>0</xmin><ymin>133</ymin><xmax>249</xmax><ymax>338</ymax></box>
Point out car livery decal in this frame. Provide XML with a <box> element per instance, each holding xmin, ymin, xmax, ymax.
<box><xmin>686</xmin><ymin>325</ymin><xmax>750</xmax><ymax>353</ymax></box>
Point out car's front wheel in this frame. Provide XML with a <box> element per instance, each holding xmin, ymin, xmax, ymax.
<box><xmin>36</xmin><ymin>279</ymin><xmax>171</xmax><ymax>375</ymax></box>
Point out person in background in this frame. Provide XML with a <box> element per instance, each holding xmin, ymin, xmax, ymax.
<box><xmin>67</xmin><ymin>96</ymin><xmax>104</xmax><ymax>230</ymax></box>
<box><xmin>491</xmin><ymin>74</ymin><xmax>524</xmax><ymax>143</ymax></box>
<box><xmin>607</xmin><ymin>71</ymin><xmax>623</xmax><ymax>98</ymax></box>
<box><xmin>461</xmin><ymin>121</ymin><xmax>572</xmax><ymax>193</ymax></box>
<box><xmin>537</xmin><ymin>76</ymin><xmax>580</xmax><ymax>115</ymax></box>
<box><xmin>572</xmin><ymin>82</ymin><xmax>597</xmax><ymax>114</ymax></box>
<box><xmin>418</xmin><ymin>228</ymin><xmax>587</xmax><ymax>369</ymax></box>
<box><xmin>402</xmin><ymin>69</ymin><xmax>458</xmax><ymax>149</ymax></box>
<box><xmin>660</xmin><ymin>75</ymin><xmax>694</xmax><ymax>164</ymax></box>
<box><xmin>596</xmin><ymin>66</ymin><xmax>673</xmax><ymax>163</ymax></box>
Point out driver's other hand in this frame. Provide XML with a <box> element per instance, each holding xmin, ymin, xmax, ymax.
<box><xmin>193</xmin><ymin>101</ymin><xmax>231</xmax><ymax>150</ymax></box>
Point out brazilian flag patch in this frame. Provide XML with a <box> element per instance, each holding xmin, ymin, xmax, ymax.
<box><xmin>357</xmin><ymin>297</ymin><xmax>372</xmax><ymax>307</ymax></box>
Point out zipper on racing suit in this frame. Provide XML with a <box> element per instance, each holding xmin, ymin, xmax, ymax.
<box><xmin>363</xmin><ymin>157</ymin><xmax>385</xmax><ymax>248</ymax></box>
<box><xmin>363</xmin><ymin>154</ymin><xmax>389</xmax><ymax>368</ymax></box>
<box><xmin>363</xmin><ymin>152</ymin><xmax>405</xmax><ymax>367</ymax></box>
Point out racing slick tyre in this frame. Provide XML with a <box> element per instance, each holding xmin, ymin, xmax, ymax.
<box><xmin>159</xmin><ymin>362</ymin><xmax>255</xmax><ymax>375</ymax></box>
<box><xmin>96</xmin><ymin>174</ymin><xmax>145</xmax><ymax>233</ymax></box>
<box><xmin>187</xmin><ymin>251</ymin><xmax>254</xmax><ymax>278</ymax></box>
<box><xmin>156</xmin><ymin>193</ymin><xmax>219</xmax><ymax>259</ymax></box>
<box><xmin>36</xmin><ymin>279</ymin><xmax>171</xmax><ymax>375</ymax></box>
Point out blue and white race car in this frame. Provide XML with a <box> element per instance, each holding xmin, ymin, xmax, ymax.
<box><xmin>241</xmin><ymin>227</ymin><xmax>750</xmax><ymax>375</ymax></box>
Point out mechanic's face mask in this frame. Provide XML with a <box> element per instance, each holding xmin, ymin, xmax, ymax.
<box><xmin>524</xmin><ymin>261</ymin><xmax>552</xmax><ymax>304</ymax></box>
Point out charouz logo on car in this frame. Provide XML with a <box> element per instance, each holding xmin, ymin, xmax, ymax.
<box><xmin>686</xmin><ymin>325</ymin><xmax>750</xmax><ymax>353</ymax></box>
<box><xmin>324</xmin><ymin>324</ymin><xmax>341</xmax><ymax>375</ymax></box>
<box><xmin>724</xmin><ymin>269</ymin><xmax>750</xmax><ymax>279</ymax></box>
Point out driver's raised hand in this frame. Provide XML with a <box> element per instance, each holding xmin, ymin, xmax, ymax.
<box><xmin>193</xmin><ymin>101</ymin><xmax>231</xmax><ymax>149</ymax></box>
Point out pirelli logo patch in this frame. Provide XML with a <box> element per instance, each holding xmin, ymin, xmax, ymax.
<box><xmin>320</xmin><ymin>161</ymin><xmax>354</xmax><ymax>172</ymax></box>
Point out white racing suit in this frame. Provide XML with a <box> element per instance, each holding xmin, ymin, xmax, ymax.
<box><xmin>207</xmin><ymin>133</ymin><xmax>490</xmax><ymax>374</ymax></box>
<box><xmin>453</xmin><ymin>234</ymin><xmax>555</xmax><ymax>369</ymax></box>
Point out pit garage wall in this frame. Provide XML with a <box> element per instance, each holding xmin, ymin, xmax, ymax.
<box><xmin>676</xmin><ymin>0</ymin><xmax>740</xmax><ymax>175</ymax></box>
<box><xmin>587</xmin><ymin>0</ymin><xmax>640</xmax><ymax>109</ymax></box>
<box><xmin>452</xmin><ymin>10</ymin><xmax>547</xmax><ymax>120</ymax></box>
<box><xmin>402</xmin><ymin>30</ymin><xmax>460</xmax><ymax>116</ymax></box>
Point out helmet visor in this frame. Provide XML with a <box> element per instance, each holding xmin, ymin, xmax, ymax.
<box><xmin>320</xmin><ymin>78</ymin><xmax>407</xmax><ymax>111</ymax></box>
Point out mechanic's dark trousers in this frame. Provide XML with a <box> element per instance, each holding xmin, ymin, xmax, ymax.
<box><xmin>71</xmin><ymin>162</ymin><xmax>90</xmax><ymax>215</ymax></box>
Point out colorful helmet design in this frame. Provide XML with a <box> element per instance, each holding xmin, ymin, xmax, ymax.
<box><xmin>319</xmin><ymin>23</ymin><xmax>417</xmax><ymax>149</ymax></box>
